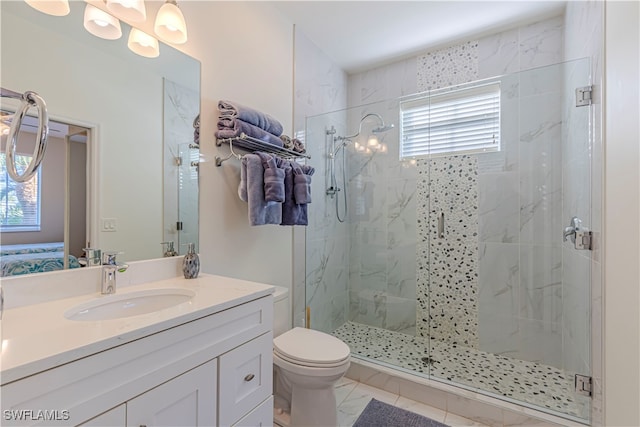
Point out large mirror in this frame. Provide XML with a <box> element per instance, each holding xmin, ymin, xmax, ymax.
<box><xmin>0</xmin><ymin>1</ymin><xmax>200</xmax><ymax>276</ymax></box>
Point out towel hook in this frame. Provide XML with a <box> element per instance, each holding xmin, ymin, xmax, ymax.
<box><xmin>1</xmin><ymin>88</ymin><xmax>49</xmax><ymax>183</ymax></box>
<box><xmin>215</xmin><ymin>138</ymin><xmax>243</xmax><ymax>166</ymax></box>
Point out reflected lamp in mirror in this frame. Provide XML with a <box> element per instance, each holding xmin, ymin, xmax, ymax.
<box><xmin>24</xmin><ymin>0</ymin><xmax>69</xmax><ymax>16</ymax></box>
<box><xmin>106</xmin><ymin>0</ymin><xmax>146</xmax><ymax>23</ymax></box>
<box><xmin>128</xmin><ymin>28</ymin><xmax>159</xmax><ymax>58</ymax></box>
<box><xmin>154</xmin><ymin>0</ymin><xmax>187</xmax><ymax>44</ymax></box>
<box><xmin>83</xmin><ymin>4</ymin><xmax>122</xmax><ymax>40</ymax></box>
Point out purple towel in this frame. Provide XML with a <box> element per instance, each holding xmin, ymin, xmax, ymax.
<box><xmin>280</xmin><ymin>160</ymin><xmax>309</xmax><ymax>226</ymax></box>
<box><xmin>292</xmin><ymin>163</ymin><xmax>314</xmax><ymax>205</ymax></box>
<box><xmin>240</xmin><ymin>154</ymin><xmax>282</xmax><ymax>226</ymax></box>
<box><xmin>218</xmin><ymin>100</ymin><xmax>284</xmax><ymax>136</ymax></box>
<box><xmin>256</xmin><ymin>152</ymin><xmax>285</xmax><ymax>203</ymax></box>
<box><xmin>216</xmin><ymin>118</ymin><xmax>284</xmax><ymax>148</ymax></box>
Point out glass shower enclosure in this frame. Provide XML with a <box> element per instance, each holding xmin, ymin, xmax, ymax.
<box><xmin>304</xmin><ymin>58</ymin><xmax>592</xmax><ymax>423</ymax></box>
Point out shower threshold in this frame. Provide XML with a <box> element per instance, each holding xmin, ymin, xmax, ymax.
<box><xmin>333</xmin><ymin>321</ymin><xmax>590</xmax><ymax>422</ymax></box>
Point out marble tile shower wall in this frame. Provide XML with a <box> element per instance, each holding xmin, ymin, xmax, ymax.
<box><xmin>346</xmin><ymin>16</ymin><xmax>568</xmax><ymax>364</ymax></box>
<box><xmin>294</xmin><ymin>29</ymin><xmax>349</xmax><ymax>334</ymax></box>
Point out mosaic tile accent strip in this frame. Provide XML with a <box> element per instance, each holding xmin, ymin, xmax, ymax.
<box><xmin>417</xmin><ymin>41</ymin><xmax>479</xmax><ymax>91</ymax></box>
<box><xmin>333</xmin><ymin>321</ymin><xmax>590</xmax><ymax>422</ymax></box>
<box><xmin>416</xmin><ymin>156</ymin><xmax>479</xmax><ymax>347</ymax></box>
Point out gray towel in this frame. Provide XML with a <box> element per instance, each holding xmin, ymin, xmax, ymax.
<box><xmin>292</xmin><ymin>163</ymin><xmax>314</xmax><ymax>205</ymax></box>
<box><xmin>216</xmin><ymin>118</ymin><xmax>284</xmax><ymax>148</ymax></box>
<box><xmin>241</xmin><ymin>154</ymin><xmax>282</xmax><ymax>226</ymax></box>
<box><xmin>218</xmin><ymin>100</ymin><xmax>284</xmax><ymax>136</ymax></box>
<box><xmin>256</xmin><ymin>152</ymin><xmax>285</xmax><ymax>203</ymax></box>
<box><xmin>280</xmin><ymin>160</ymin><xmax>308</xmax><ymax>226</ymax></box>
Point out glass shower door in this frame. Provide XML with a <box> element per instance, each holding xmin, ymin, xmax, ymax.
<box><xmin>426</xmin><ymin>58</ymin><xmax>592</xmax><ymax>422</ymax></box>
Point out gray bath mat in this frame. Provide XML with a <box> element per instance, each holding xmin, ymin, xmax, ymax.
<box><xmin>353</xmin><ymin>398</ymin><xmax>449</xmax><ymax>427</ymax></box>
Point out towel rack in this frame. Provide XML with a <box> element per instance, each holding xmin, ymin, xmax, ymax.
<box><xmin>1</xmin><ymin>87</ymin><xmax>49</xmax><ymax>182</ymax></box>
<box><xmin>215</xmin><ymin>133</ymin><xmax>310</xmax><ymax>167</ymax></box>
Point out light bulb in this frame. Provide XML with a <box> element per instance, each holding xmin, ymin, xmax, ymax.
<box><xmin>128</xmin><ymin>28</ymin><xmax>159</xmax><ymax>58</ymax></box>
<box><xmin>84</xmin><ymin>4</ymin><xmax>122</xmax><ymax>40</ymax></box>
<box><xmin>367</xmin><ymin>135</ymin><xmax>379</xmax><ymax>148</ymax></box>
<box><xmin>154</xmin><ymin>0</ymin><xmax>187</xmax><ymax>44</ymax></box>
<box><xmin>25</xmin><ymin>0</ymin><xmax>70</xmax><ymax>16</ymax></box>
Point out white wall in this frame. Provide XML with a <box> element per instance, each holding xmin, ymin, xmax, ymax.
<box><xmin>603</xmin><ymin>1</ymin><xmax>640</xmax><ymax>425</ymax></box>
<box><xmin>175</xmin><ymin>2</ymin><xmax>295</xmax><ymax>289</ymax></box>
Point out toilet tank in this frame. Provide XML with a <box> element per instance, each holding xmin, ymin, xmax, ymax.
<box><xmin>272</xmin><ymin>286</ymin><xmax>291</xmax><ymax>337</ymax></box>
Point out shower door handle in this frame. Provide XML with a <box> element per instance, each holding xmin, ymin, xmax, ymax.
<box><xmin>438</xmin><ymin>213</ymin><xmax>445</xmax><ymax>238</ymax></box>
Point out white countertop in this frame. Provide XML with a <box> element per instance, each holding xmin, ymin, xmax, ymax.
<box><xmin>0</xmin><ymin>274</ymin><xmax>274</xmax><ymax>385</ymax></box>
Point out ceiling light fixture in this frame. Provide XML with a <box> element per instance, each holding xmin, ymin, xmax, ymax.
<box><xmin>25</xmin><ymin>0</ymin><xmax>70</xmax><ymax>16</ymax></box>
<box><xmin>128</xmin><ymin>28</ymin><xmax>159</xmax><ymax>58</ymax></box>
<box><xmin>83</xmin><ymin>4</ymin><xmax>122</xmax><ymax>40</ymax></box>
<box><xmin>106</xmin><ymin>0</ymin><xmax>146</xmax><ymax>23</ymax></box>
<box><xmin>154</xmin><ymin>0</ymin><xmax>187</xmax><ymax>44</ymax></box>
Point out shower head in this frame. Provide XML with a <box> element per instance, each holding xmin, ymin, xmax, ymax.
<box><xmin>372</xmin><ymin>123</ymin><xmax>394</xmax><ymax>134</ymax></box>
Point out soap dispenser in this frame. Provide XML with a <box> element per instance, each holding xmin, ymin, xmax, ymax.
<box><xmin>182</xmin><ymin>243</ymin><xmax>200</xmax><ymax>279</ymax></box>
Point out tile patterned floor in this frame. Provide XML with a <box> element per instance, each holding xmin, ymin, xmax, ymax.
<box><xmin>333</xmin><ymin>321</ymin><xmax>590</xmax><ymax>421</ymax></box>
<box><xmin>336</xmin><ymin>377</ymin><xmax>488</xmax><ymax>427</ymax></box>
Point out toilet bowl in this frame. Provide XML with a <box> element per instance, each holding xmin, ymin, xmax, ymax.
<box><xmin>272</xmin><ymin>287</ymin><xmax>351</xmax><ymax>427</ymax></box>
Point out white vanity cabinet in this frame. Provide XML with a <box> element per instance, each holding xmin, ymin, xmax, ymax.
<box><xmin>1</xmin><ymin>294</ymin><xmax>273</xmax><ymax>427</ymax></box>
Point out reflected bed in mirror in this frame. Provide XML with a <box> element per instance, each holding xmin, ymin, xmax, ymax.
<box><xmin>0</xmin><ymin>1</ymin><xmax>200</xmax><ymax>276</ymax></box>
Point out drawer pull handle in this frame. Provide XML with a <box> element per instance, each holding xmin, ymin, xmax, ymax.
<box><xmin>244</xmin><ymin>373</ymin><xmax>255</xmax><ymax>382</ymax></box>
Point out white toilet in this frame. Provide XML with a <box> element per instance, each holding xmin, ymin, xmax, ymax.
<box><xmin>272</xmin><ymin>286</ymin><xmax>351</xmax><ymax>427</ymax></box>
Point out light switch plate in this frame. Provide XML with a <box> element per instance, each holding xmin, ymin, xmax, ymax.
<box><xmin>101</xmin><ymin>218</ymin><xmax>117</xmax><ymax>232</ymax></box>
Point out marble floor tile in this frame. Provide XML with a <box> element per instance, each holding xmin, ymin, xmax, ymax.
<box><xmin>335</xmin><ymin>380</ymin><xmax>486</xmax><ymax>427</ymax></box>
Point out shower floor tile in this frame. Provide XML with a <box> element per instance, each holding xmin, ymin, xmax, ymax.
<box><xmin>333</xmin><ymin>321</ymin><xmax>590</xmax><ymax>421</ymax></box>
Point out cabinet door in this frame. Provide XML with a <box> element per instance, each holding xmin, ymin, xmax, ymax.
<box><xmin>127</xmin><ymin>359</ymin><xmax>217</xmax><ymax>427</ymax></box>
<box><xmin>232</xmin><ymin>396</ymin><xmax>273</xmax><ymax>427</ymax></box>
<box><xmin>218</xmin><ymin>332</ymin><xmax>272</xmax><ymax>427</ymax></box>
<box><xmin>78</xmin><ymin>404</ymin><xmax>126</xmax><ymax>426</ymax></box>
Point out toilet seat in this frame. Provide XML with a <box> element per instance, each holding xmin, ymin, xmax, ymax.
<box><xmin>273</xmin><ymin>327</ymin><xmax>350</xmax><ymax>367</ymax></box>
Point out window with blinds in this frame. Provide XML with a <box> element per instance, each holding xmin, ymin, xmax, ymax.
<box><xmin>400</xmin><ymin>82</ymin><xmax>501</xmax><ymax>158</ymax></box>
<box><xmin>0</xmin><ymin>153</ymin><xmax>42</xmax><ymax>231</ymax></box>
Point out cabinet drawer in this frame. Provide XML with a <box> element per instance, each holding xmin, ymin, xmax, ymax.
<box><xmin>232</xmin><ymin>396</ymin><xmax>273</xmax><ymax>427</ymax></box>
<box><xmin>218</xmin><ymin>332</ymin><xmax>273</xmax><ymax>427</ymax></box>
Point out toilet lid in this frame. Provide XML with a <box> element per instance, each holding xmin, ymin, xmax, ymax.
<box><xmin>273</xmin><ymin>327</ymin><xmax>350</xmax><ymax>365</ymax></box>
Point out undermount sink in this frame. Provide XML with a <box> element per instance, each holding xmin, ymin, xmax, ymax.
<box><xmin>64</xmin><ymin>288</ymin><xmax>196</xmax><ymax>322</ymax></box>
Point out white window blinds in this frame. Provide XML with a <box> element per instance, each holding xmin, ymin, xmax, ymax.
<box><xmin>0</xmin><ymin>153</ymin><xmax>41</xmax><ymax>231</ymax></box>
<box><xmin>400</xmin><ymin>82</ymin><xmax>501</xmax><ymax>158</ymax></box>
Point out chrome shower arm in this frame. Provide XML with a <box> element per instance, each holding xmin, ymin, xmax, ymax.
<box><xmin>336</xmin><ymin>112</ymin><xmax>386</xmax><ymax>141</ymax></box>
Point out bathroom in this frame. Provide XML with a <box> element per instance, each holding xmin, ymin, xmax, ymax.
<box><xmin>0</xmin><ymin>1</ymin><xmax>638</xmax><ymax>427</ymax></box>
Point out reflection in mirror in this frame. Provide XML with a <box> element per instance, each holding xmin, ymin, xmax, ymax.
<box><xmin>0</xmin><ymin>1</ymin><xmax>200</xmax><ymax>276</ymax></box>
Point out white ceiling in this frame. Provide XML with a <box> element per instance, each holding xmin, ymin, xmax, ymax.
<box><xmin>268</xmin><ymin>1</ymin><xmax>567</xmax><ymax>73</ymax></box>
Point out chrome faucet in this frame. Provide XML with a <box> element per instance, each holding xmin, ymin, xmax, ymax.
<box><xmin>101</xmin><ymin>252</ymin><xmax>129</xmax><ymax>295</ymax></box>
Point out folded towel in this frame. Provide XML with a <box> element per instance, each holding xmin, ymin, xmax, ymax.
<box><xmin>280</xmin><ymin>160</ymin><xmax>308</xmax><ymax>226</ymax></box>
<box><xmin>242</xmin><ymin>153</ymin><xmax>282</xmax><ymax>226</ymax></box>
<box><xmin>292</xmin><ymin>138</ymin><xmax>306</xmax><ymax>154</ymax></box>
<box><xmin>292</xmin><ymin>163</ymin><xmax>314</xmax><ymax>205</ymax></box>
<box><xmin>216</xmin><ymin>118</ymin><xmax>284</xmax><ymax>148</ymax></box>
<box><xmin>256</xmin><ymin>152</ymin><xmax>285</xmax><ymax>203</ymax></box>
<box><xmin>218</xmin><ymin>100</ymin><xmax>284</xmax><ymax>136</ymax></box>
<box><xmin>280</xmin><ymin>135</ymin><xmax>295</xmax><ymax>150</ymax></box>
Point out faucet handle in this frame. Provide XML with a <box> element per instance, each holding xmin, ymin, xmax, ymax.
<box><xmin>83</xmin><ymin>247</ymin><xmax>102</xmax><ymax>266</ymax></box>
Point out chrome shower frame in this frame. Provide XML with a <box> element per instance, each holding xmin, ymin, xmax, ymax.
<box><xmin>326</xmin><ymin>113</ymin><xmax>394</xmax><ymax>223</ymax></box>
